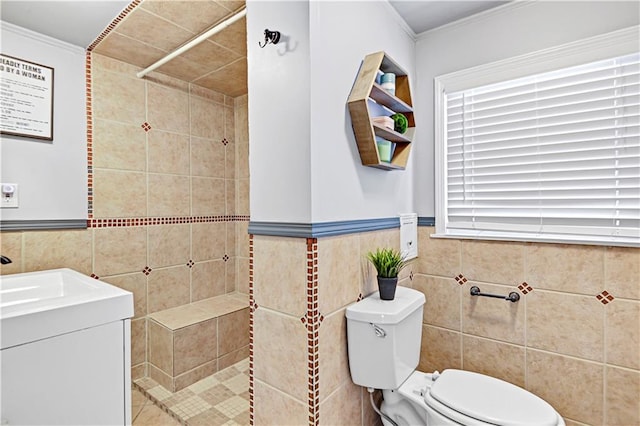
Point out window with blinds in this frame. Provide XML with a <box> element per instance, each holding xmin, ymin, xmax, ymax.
<box><xmin>440</xmin><ymin>51</ymin><xmax>640</xmax><ymax>246</ymax></box>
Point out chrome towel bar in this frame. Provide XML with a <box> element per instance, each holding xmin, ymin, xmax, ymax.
<box><xmin>470</xmin><ymin>285</ymin><xmax>520</xmax><ymax>303</ymax></box>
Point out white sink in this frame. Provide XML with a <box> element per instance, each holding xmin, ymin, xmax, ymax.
<box><xmin>0</xmin><ymin>268</ymin><xmax>133</xmax><ymax>349</ymax></box>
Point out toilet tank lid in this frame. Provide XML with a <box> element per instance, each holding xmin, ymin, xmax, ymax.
<box><xmin>428</xmin><ymin>369</ymin><xmax>560</xmax><ymax>426</ymax></box>
<box><xmin>345</xmin><ymin>286</ymin><xmax>425</xmax><ymax>325</ymax></box>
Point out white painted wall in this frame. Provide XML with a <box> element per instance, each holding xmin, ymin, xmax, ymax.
<box><xmin>247</xmin><ymin>0</ymin><xmax>416</xmax><ymax>224</ymax></box>
<box><xmin>0</xmin><ymin>22</ymin><xmax>87</xmax><ymax>222</ymax></box>
<box><xmin>413</xmin><ymin>1</ymin><xmax>640</xmax><ymax>216</ymax></box>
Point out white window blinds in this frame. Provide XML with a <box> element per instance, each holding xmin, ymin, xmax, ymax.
<box><xmin>443</xmin><ymin>52</ymin><xmax>640</xmax><ymax>245</ymax></box>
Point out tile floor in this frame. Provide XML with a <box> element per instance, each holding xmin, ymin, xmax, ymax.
<box><xmin>133</xmin><ymin>358</ymin><xmax>250</xmax><ymax>426</ymax></box>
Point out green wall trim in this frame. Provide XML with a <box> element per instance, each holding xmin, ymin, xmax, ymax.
<box><xmin>0</xmin><ymin>219</ymin><xmax>88</xmax><ymax>231</ymax></box>
<box><xmin>248</xmin><ymin>217</ymin><xmax>436</xmax><ymax>238</ymax></box>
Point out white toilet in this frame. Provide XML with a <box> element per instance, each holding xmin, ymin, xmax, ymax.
<box><xmin>345</xmin><ymin>286</ymin><xmax>565</xmax><ymax>426</ymax></box>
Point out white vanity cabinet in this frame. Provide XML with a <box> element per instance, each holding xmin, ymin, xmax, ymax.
<box><xmin>0</xmin><ymin>269</ymin><xmax>134</xmax><ymax>425</ymax></box>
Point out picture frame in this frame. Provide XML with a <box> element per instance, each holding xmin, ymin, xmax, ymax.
<box><xmin>0</xmin><ymin>54</ymin><xmax>54</xmax><ymax>141</ymax></box>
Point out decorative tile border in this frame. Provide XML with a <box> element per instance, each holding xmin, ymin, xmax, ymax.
<box><xmin>87</xmin><ymin>215</ymin><xmax>250</xmax><ymax>228</ymax></box>
<box><xmin>85</xmin><ymin>51</ymin><xmax>94</xmax><ymax>218</ymax></box>
<box><xmin>306</xmin><ymin>238</ymin><xmax>320</xmax><ymax>426</ymax></box>
<box><xmin>86</xmin><ymin>0</ymin><xmax>142</xmax><ymax>52</ymax></box>
<box><xmin>248</xmin><ymin>234</ymin><xmax>255</xmax><ymax>425</ymax></box>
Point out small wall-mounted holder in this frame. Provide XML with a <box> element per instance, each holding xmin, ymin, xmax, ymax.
<box><xmin>259</xmin><ymin>29</ymin><xmax>281</xmax><ymax>48</ymax></box>
<box><xmin>470</xmin><ymin>285</ymin><xmax>520</xmax><ymax>303</ymax></box>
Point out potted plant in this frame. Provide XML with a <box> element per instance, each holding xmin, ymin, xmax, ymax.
<box><xmin>366</xmin><ymin>247</ymin><xmax>409</xmax><ymax>300</ymax></box>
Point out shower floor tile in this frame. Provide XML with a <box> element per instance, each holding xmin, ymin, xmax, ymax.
<box><xmin>134</xmin><ymin>358</ymin><xmax>249</xmax><ymax>426</ymax></box>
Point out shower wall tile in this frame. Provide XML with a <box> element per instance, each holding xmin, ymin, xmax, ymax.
<box><xmin>190</xmin><ymin>137</ymin><xmax>225</xmax><ymax>178</ymax></box>
<box><xmin>605</xmin><ymin>246</ymin><xmax>640</xmax><ymax>300</ymax></box>
<box><xmin>147</xmin><ymin>266</ymin><xmax>190</xmax><ymax>313</ymax></box>
<box><xmin>22</xmin><ymin>229</ymin><xmax>92</xmax><ymax>275</ymax></box>
<box><xmin>174</xmin><ymin>360</ymin><xmax>217</xmax><ymax>391</ymax></box>
<box><xmin>0</xmin><ymin>231</ymin><xmax>21</xmax><ymax>274</ymax></box>
<box><xmin>139</xmin><ymin>0</ymin><xmax>230</xmax><ymax>35</ymax></box>
<box><xmin>226</xmin><ymin>222</ymin><xmax>237</xmax><ymax>257</ymax></box>
<box><xmin>190</xmin><ymin>95</ymin><xmax>225</xmax><ymax>140</ymax></box>
<box><xmin>318</xmin><ymin>234</ymin><xmax>361</xmax><ymax>314</ymax></box>
<box><xmin>218</xmin><ymin>308</ymin><xmax>249</xmax><ymax>356</ymax></box>
<box><xmin>462</xmin><ymin>282</ymin><xmax>525</xmax><ymax>345</ymax></box>
<box><xmin>525</xmin><ymin>243</ymin><xmax>604</xmax><ymax>295</ymax></box>
<box><xmin>253</xmin><ymin>380</ymin><xmax>308</xmax><ymax>426</ymax></box>
<box><xmin>237</xmin><ymin>257</ymin><xmax>250</xmax><ymax>295</ymax></box>
<box><xmin>191</xmin><ymin>177</ymin><xmax>226</xmax><ymax>216</ymax></box>
<box><xmin>225</xmin><ymin>257</ymin><xmax>237</xmax><ymax>293</ymax></box>
<box><xmin>191</xmin><ymin>260</ymin><xmax>226</xmax><ymax>301</ymax></box>
<box><xmin>225</xmin><ymin>141</ymin><xmax>236</xmax><ymax>179</ymax></box>
<box><xmin>606</xmin><ymin>300</ymin><xmax>640</xmax><ymax>370</ymax></box>
<box><xmin>319</xmin><ymin>309</ymin><xmax>350</xmax><ymax>402</ymax></box>
<box><xmin>237</xmin><ymin>178</ymin><xmax>250</xmax><ymax>216</ymax></box>
<box><xmin>92</xmin><ymin>66</ymin><xmax>146</xmax><ymax>125</ymax></box>
<box><xmin>148</xmin><ymin>224</ymin><xmax>190</xmax><ymax>269</ymax></box>
<box><xmin>174</xmin><ymin>318</ymin><xmax>217</xmax><ymax>375</ymax></box>
<box><xmin>226</xmin><ymin>179</ymin><xmax>236</xmax><ymax>215</ymax></box>
<box><xmin>148</xmin><ymin>174</ymin><xmax>191</xmax><ymax>217</ymax></box>
<box><xmin>526</xmin><ymin>349</ymin><xmax>603</xmax><ymax>425</ymax></box>
<box><xmin>148</xmin><ymin>131</ymin><xmax>190</xmax><ymax>175</ymax></box>
<box><xmin>237</xmin><ymin>222</ymin><xmax>250</xmax><ymax>258</ymax></box>
<box><xmin>527</xmin><ymin>290</ymin><xmax>604</xmax><ymax>361</ymax></box>
<box><xmin>462</xmin><ymin>336</ymin><xmax>525</xmax><ymax>388</ymax></box>
<box><xmin>319</xmin><ymin>380</ymin><xmax>362</xmax><ymax>425</ymax></box>
<box><xmin>94</xmin><ymin>227</ymin><xmax>147</xmax><ymax>276</ymax></box>
<box><xmin>148</xmin><ymin>319</ymin><xmax>173</xmax><ymax>374</ymax></box>
<box><xmin>253</xmin><ymin>236</ymin><xmax>307</xmax><ymax>315</ymax></box>
<box><xmin>412</xmin><ymin>274</ymin><xmax>461</xmax><ymax>330</ymax></box>
<box><xmin>417</xmin><ymin>227</ymin><xmax>461</xmax><ymax>278</ymax></box>
<box><xmin>605</xmin><ymin>366</ymin><xmax>640</xmax><ymax>426</ymax></box>
<box><xmin>191</xmin><ymin>222</ymin><xmax>226</xmax><ymax>261</ymax></box>
<box><xmin>131</xmin><ymin>318</ymin><xmax>147</xmax><ymax>366</ymax></box>
<box><xmin>93</xmin><ymin>119</ymin><xmax>146</xmax><ymax>171</ymax></box>
<box><xmin>103</xmin><ymin>273</ymin><xmax>147</xmax><ymax>318</ymax></box>
<box><xmin>419</xmin><ymin>325</ymin><xmax>462</xmax><ymax>373</ymax></box>
<box><xmin>462</xmin><ymin>240</ymin><xmax>525</xmax><ymax>285</ymax></box>
<box><xmin>253</xmin><ymin>308</ymin><xmax>308</xmax><ymax>401</ymax></box>
<box><xmin>147</xmin><ymin>83</ymin><xmax>190</xmax><ymax>134</ymax></box>
<box><xmin>93</xmin><ymin>33</ymin><xmax>166</xmax><ymax>71</ymax></box>
<box><xmin>93</xmin><ymin>169</ymin><xmax>147</xmax><ymax>218</ymax></box>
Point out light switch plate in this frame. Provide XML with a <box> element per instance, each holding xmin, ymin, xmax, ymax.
<box><xmin>1</xmin><ymin>183</ymin><xmax>19</xmax><ymax>208</ymax></box>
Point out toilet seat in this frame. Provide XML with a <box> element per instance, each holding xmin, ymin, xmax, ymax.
<box><xmin>426</xmin><ymin>369</ymin><xmax>560</xmax><ymax>426</ymax></box>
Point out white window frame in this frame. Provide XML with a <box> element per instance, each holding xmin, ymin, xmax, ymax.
<box><xmin>434</xmin><ymin>26</ymin><xmax>640</xmax><ymax>247</ymax></box>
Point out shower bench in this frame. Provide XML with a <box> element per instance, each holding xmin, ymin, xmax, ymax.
<box><xmin>147</xmin><ymin>292</ymin><xmax>249</xmax><ymax>392</ymax></box>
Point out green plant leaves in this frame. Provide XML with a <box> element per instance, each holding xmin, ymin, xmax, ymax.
<box><xmin>366</xmin><ymin>247</ymin><xmax>408</xmax><ymax>278</ymax></box>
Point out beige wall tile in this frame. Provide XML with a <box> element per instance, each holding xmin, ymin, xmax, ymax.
<box><xmin>237</xmin><ymin>257</ymin><xmax>250</xmax><ymax>295</ymax></box>
<box><xmin>92</xmin><ymin>66</ymin><xmax>146</xmax><ymax>125</ymax></box>
<box><xmin>191</xmin><ymin>177</ymin><xmax>226</xmax><ymax>216</ymax></box>
<box><xmin>148</xmin><ymin>363</ymin><xmax>174</xmax><ymax>392</ymax></box>
<box><xmin>253</xmin><ymin>308</ymin><xmax>307</xmax><ymax>401</ymax></box>
<box><xmin>225</xmin><ymin>257</ymin><xmax>237</xmax><ymax>293</ymax></box>
<box><xmin>224</xmin><ymin>105</ymin><xmax>235</xmax><ymax>141</ymax></box>
<box><xmin>174</xmin><ymin>360</ymin><xmax>218</xmax><ymax>391</ymax></box>
<box><xmin>0</xmin><ymin>231</ymin><xmax>22</xmax><ymax>274</ymax></box>
<box><xmin>190</xmin><ymin>95</ymin><xmax>225</xmax><ymax>140</ymax></box>
<box><xmin>148</xmin><ymin>320</ymin><xmax>173</xmax><ymax>374</ymax></box>
<box><xmin>363</xmin><ymin>388</ymin><xmax>383</xmax><ymax>426</ymax></box>
<box><xmin>191</xmin><ymin>222</ymin><xmax>226</xmax><ymax>261</ymax></box>
<box><xmin>191</xmin><ymin>260</ymin><xmax>226</xmax><ymax>301</ymax></box>
<box><xmin>237</xmin><ymin>222</ymin><xmax>250</xmax><ymax>258</ymax></box>
<box><xmin>253</xmin><ymin>380</ymin><xmax>308</xmax><ymax>426</ymax></box>
<box><xmin>419</xmin><ymin>325</ymin><xmax>461</xmax><ymax>373</ymax></box>
<box><xmin>412</xmin><ymin>274</ymin><xmax>461</xmax><ymax>330</ymax></box>
<box><xmin>237</xmin><ymin>138</ymin><xmax>249</xmax><ymax>179</ymax></box>
<box><xmin>148</xmin><ymin>224</ymin><xmax>190</xmax><ymax>269</ymax></box>
<box><xmin>93</xmin><ymin>169</ymin><xmax>147</xmax><ymax>218</ymax></box>
<box><xmin>226</xmin><ymin>179</ymin><xmax>236</xmax><ymax>215</ymax></box>
<box><xmin>191</xmin><ymin>137</ymin><xmax>225</xmax><ymax>178</ymax></box>
<box><xmin>462</xmin><ymin>335</ymin><xmax>525</xmax><ymax>388</ymax></box>
<box><xmin>417</xmin><ymin>227</ymin><xmax>461</xmax><ymax>278</ymax></box>
<box><xmin>131</xmin><ymin>363</ymin><xmax>146</xmax><ymax>381</ymax></box>
<box><xmin>93</xmin><ymin>35</ymin><xmax>166</xmax><ymax>71</ymax></box>
<box><xmin>218</xmin><ymin>345</ymin><xmax>249</xmax><ymax>371</ymax></box>
<box><xmin>225</xmin><ymin>141</ymin><xmax>236</xmax><ymax>179</ymax></box>
<box><xmin>94</xmin><ymin>227</ymin><xmax>147</xmax><ymax>276</ymax></box>
<box><xmin>147</xmin><ymin>266</ymin><xmax>190</xmax><ymax>313</ymax></box>
<box><xmin>174</xmin><ymin>318</ymin><xmax>217</xmax><ymax>375</ymax></box>
<box><xmin>147</xmin><ymin>83</ymin><xmax>190</xmax><ymax>134</ymax></box>
<box><xmin>527</xmin><ymin>290</ymin><xmax>604</xmax><ymax>361</ymax></box>
<box><xmin>526</xmin><ymin>243</ymin><xmax>604</xmax><ymax>295</ymax></box>
<box><xmin>93</xmin><ymin>119</ymin><xmax>146</xmax><ymax>171</ymax></box>
<box><xmin>527</xmin><ymin>349</ymin><xmax>603</xmax><ymax>424</ymax></box>
<box><xmin>606</xmin><ymin>300</ymin><xmax>640</xmax><ymax>370</ymax></box>
<box><xmin>148</xmin><ymin>174</ymin><xmax>191</xmax><ymax>217</ymax></box>
<box><xmin>139</xmin><ymin>0</ymin><xmax>230</xmax><ymax>34</ymax></box>
<box><xmin>22</xmin><ymin>230</ymin><xmax>92</xmax><ymax>275</ymax></box>
<box><xmin>148</xmin><ymin>131</ymin><xmax>190</xmax><ymax>175</ymax></box>
<box><xmin>253</xmin><ymin>236</ymin><xmax>307</xmax><ymax>315</ymax></box>
<box><xmin>131</xmin><ymin>318</ymin><xmax>147</xmax><ymax>366</ymax></box>
<box><xmin>462</xmin><ymin>240</ymin><xmax>525</xmax><ymax>284</ymax></box>
<box><xmin>320</xmin><ymin>309</ymin><xmax>350</xmax><ymax>402</ymax></box>
<box><xmin>318</xmin><ymin>234</ymin><xmax>361</xmax><ymax>314</ymax></box>
<box><xmin>319</xmin><ymin>381</ymin><xmax>362</xmax><ymax>426</ymax></box>
<box><xmin>218</xmin><ymin>308</ymin><xmax>249</xmax><ymax>356</ymax></box>
<box><xmin>605</xmin><ymin>366</ymin><xmax>640</xmax><ymax>426</ymax></box>
<box><xmin>103</xmin><ymin>273</ymin><xmax>147</xmax><ymax>318</ymax></box>
<box><xmin>226</xmin><ymin>222</ymin><xmax>237</xmax><ymax>257</ymax></box>
<box><xmin>92</xmin><ymin>53</ymin><xmax>140</xmax><ymax>75</ymax></box>
<box><xmin>237</xmin><ymin>178</ymin><xmax>250</xmax><ymax>216</ymax></box>
<box><xmin>605</xmin><ymin>247</ymin><xmax>640</xmax><ymax>300</ymax></box>
<box><xmin>114</xmin><ymin>8</ymin><xmax>194</xmax><ymax>52</ymax></box>
<box><xmin>462</xmin><ymin>282</ymin><xmax>525</xmax><ymax>345</ymax></box>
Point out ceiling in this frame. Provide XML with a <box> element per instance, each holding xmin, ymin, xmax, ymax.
<box><xmin>0</xmin><ymin>0</ymin><xmax>508</xmax><ymax>97</ymax></box>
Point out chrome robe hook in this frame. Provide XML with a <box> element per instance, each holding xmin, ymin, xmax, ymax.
<box><xmin>259</xmin><ymin>29</ymin><xmax>281</xmax><ymax>48</ymax></box>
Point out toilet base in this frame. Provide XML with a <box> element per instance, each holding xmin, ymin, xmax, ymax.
<box><xmin>380</xmin><ymin>388</ymin><xmax>425</xmax><ymax>426</ymax></box>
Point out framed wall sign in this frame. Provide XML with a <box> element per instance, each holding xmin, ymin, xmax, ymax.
<box><xmin>0</xmin><ymin>54</ymin><xmax>54</xmax><ymax>141</ymax></box>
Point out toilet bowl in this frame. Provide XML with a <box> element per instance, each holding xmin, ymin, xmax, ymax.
<box><xmin>345</xmin><ymin>286</ymin><xmax>565</xmax><ymax>426</ymax></box>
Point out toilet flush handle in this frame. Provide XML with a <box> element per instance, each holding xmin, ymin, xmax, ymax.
<box><xmin>370</xmin><ymin>323</ymin><xmax>386</xmax><ymax>338</ymax></box>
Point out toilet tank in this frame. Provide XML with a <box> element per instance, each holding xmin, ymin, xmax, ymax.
<box><xmin>345</xmin><ymin>286</ymin><xmax>425</xmax><ymax>389</ymax></box>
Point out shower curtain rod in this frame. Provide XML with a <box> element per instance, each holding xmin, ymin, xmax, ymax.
<box><xmin>136</xmin><ymin>7</ymin><xmax>247</xmax><ymax>79</ymax></box>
